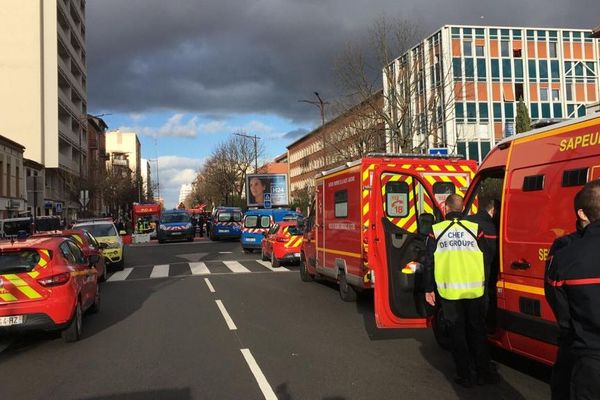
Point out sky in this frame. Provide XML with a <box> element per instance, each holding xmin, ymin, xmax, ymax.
<box><xmin>86</xmin><ymin>0</ymin><xmax>600</xmax><ymax>208</ymax></box>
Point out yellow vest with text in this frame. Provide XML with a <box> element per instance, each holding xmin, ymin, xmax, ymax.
<box><xmin>432</xmin><ymin>219</ymin><xmax>485</xmax><ymax>300</ymax></box>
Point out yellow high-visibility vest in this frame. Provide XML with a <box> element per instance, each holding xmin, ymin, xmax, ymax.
<box><xmin>432</xmin><ymin>219</ymin><xmax>485</xmax><ymax>300</ymax></box>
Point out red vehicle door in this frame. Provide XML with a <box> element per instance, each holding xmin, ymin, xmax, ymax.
<box><xmin>370</xmin><ymin>165</ymin><xmax>438</xmax><ymax>328</ymax></box>
<box><xmin>65</xmin><ymin>241</ymin><xmax>96</xmax><ymax>308</ymax></box>
<box><xmin>316</xmin><ymin>181</ymin><xmax>326</xmax><ymax>268</ymax></box>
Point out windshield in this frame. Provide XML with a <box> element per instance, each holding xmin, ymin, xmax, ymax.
<box><xmin>3</xmin><ymin>220</ymin><xmax>32</xmax><ymax>236</ymax></box>
<box><xmin>218</xmin><ymin>212</ymin><xmax>242</xmax><ymax>223</ymax></box>
<box><xmin>76</xmin><ymin>223</ymin><xmax>117</xmax><ymax>237</ymax></box>
<box><xmin>0</xmin><ymin>249</ymin><xmax>42</xmax><ymax>273</ymax></box>
<box><xmin>161</xmin><ymin>213</ymin><xmax>190</xmax><ymax>223</ymax></box>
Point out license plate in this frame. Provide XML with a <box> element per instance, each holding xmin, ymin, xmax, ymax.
<box><xmin>171</xmin><ymin>232</ymin><xmax>182</xmax><ymax>235</ymax></box>
<box><xmin>294</xmin><ymin>253</ymin><xmax>301</xmax><ymax>257</ymax></box>
<box><xmin>0</xmin><ymin>315</ymin><xmax>23</xmax><ymax>327</ymax></box>
<box><xmin>245</xmin><ymin>238</ymin><xmax>256</xmax><ymax>242</ymax></box>
<box><xmin>219</xmin><ymin>230</ymin><xmax>228</xmax><ymax>233</ymax></box>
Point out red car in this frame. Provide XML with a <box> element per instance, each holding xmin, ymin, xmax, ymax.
<box><xmin>34</xmin><ymin>229</ymin><xmax>108</xmax><ymax>282</ymax></box>
<box><xmin>0</xmin><ymin>236</ymin><xmax>100</xmax><ymax>342</ymax></box>
<box><xmin>261</xmin><ymin>221</ymin><xmax>303</xmax><ymax>267</ymax></box>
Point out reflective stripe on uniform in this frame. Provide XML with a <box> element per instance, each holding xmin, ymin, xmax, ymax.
<box><xmin>437</xmin><ymin>281</ymin><xmax>485</xmax><ymax>290</ymax></box>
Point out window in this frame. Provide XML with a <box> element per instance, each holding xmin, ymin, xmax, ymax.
<box><xmin>491</xmin><ymin>59</ymin><xmax>500</xmax><ymax>80</ymax></box>
<box><xmin>475</xmin><ymin>45</ymin><xmax>485</xmax><ymax>57</ymax></box>
<box><xmin>334</xmin><ymin>190</ymin><xmax>348</xmax><ymax>218</ymax></box>
<box><xmin>553</xmin><ymin>103</ymin><xmax>562</xmax><ymax>118</ymax></box>
<box><xmin>539</xmin><ymin>61</ymin><xmax>548</xmax><ymax>80</ymax></box>
<box><xmin>475</xmin><ymin>28</ymin><xmax>485</xmax><ymax>38</ymax></box>
<box><xmin>60</xmin><ymin>242</ymin><xmax>77</xmax><ymax>265</ymax></box>
<box><xmin>513</xmin><ymin>48</ymin><xmax>522</xmax><ymax>58</ymax></box>
<box><xmin>455</xmin><ymin>103</ymin><xmax>464</xmax><ymax>121</ymax></box>
<box><xmin>385</xmin><ymin>181</ymin><xmax>409</xmax><ymax>218</ymax></box>
<box><xmin>523</xmin><ymin>175</ymin><xmax>544</xmax><ymax>191</ymax></box>
<box><xmin>541</xmin><ymin>103</ymin><xmax>551</xmax><ymax>118</ymax></box>
<box><xmin>479</xmin><ymin>103</ymin><xmax>489</xmax><ymax>121</ymax></box>
<box><xmin>562</xmin><ymin>168</ymin><xmax>588</xmax><ymax>187</ymax></box>
<box><xmin>551</xmin><ymin>60</ymin><xmax>560</xmax><ymax>80</ymax></box>
<box><xmin>530</xmin><ymin>103</ymin><xmax>539</xmax><ymax>119</ymax></box>
<box><xmin>504</xmin><ymin>103</ymin><xmax>514</xmax><ymax>119</ymax></box>
<box><xmin>551</xmin><ymin>89</ymin><xmax>560</xmax><ymax>101</ymax></box>
<box><xmin>433</xmin><ymin>182</ymin><xmax>456</xmax><ymax>206</ymax></box>
<box><xmin>259</xmin><ymin>216</ymin><xmax>271</xmax><ymax>228</ymax></box>
<box><xmin>514</xmin><ymin>59</ymin><xmax>523</xmax><ymax>80</ymax></box>
<box><xmin>466</xmin><ymin>103</ymin><xmax>477</xmax><ymax>122</ymax></box>
<box><xmin>6</xmin><ymin>163</ymin><xmax>10</xmax><ymax>197</ymax></box>
<box><xmin>463</xmin><ymin>40</ymin><xmax>472</xmax><ymax>56</ymax></box>
<box><xmin>539</xmin><ymin>87</ymin><xmax>548</xmax><ymax>101</ymax></box>
<box><xmin>453</xmin><ymin>58</ymin><xmax>462</xmax><ymax>79</ymax></box>
<box><xmin>477</xmin><ymin>58</ymin><xmax>486</xmax><ymax>79</ymax></box>
<box><xmin>493</xmin><ymin>103</ymin><xmax>502</xmax><ymax>121</ymax></box>
<box><xmin>549</xmin><ymin>42</ymin><xmax>557</xmax><ymax>58</ymax></box>
<box><xmin>67</xmin><ymin>241</ymin><xmax>86</xmax><ymax>265</ymax></box>
<box><xmin>15</xmin><ymin>166</ymin><xmax>19</xmax><ymax>196</ymax></box>
<box><xmin>566</xmin><ymin>83</ymin><xmax>573</xmax><ymax>101</ymax></box>
<box><xmin>515</xmin><ymin>83</ymin><xmax>524</xmax><ymax>100</ymax></box>
<box><xmin>528</xmin><ymin>60</ymin><xmax>537</xmax><ymax>80</ymax></box>
<box><xmin>464</xmin><ymin>58</ymin><xmax>474</xmax><ymax>80</ymax></box>
<box><xmin>501</xmin><ymin>41</ymin><xmax>510</xmax><ymax>57</ymax></box>
<box><xmin>502</xmin><ymin>59</ymin><xmax>512</xmax><ymax>79</ymax></box>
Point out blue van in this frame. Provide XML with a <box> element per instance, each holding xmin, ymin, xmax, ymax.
<box><xmin>240</xmin><ymin>209</ymin><xmax>301</xmax><ymax>253</ymax></box>
<box><xmin>157</xmin><ymin>210</ymin><xmax>194</xmax><ymax>243</ymax></box>
<box><xmin>208</xmin><ymin>207</ymin><xmax>243</xmax><ymax>241</ymax></box>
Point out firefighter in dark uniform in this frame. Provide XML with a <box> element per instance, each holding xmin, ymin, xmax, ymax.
<box><xmin>545</xmin><ymin>180</ymin><xmax>600</xmax><ymax>400</ymax></box>
<box><xmin>423</xmin><ymin>194</ymin><xmax>498</xmax><ymax>388</ymax></box>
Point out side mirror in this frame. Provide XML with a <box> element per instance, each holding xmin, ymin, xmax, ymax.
<box><xmin>98</xmin><ymin>242</ymin><xmax>108</xmax><ymax>249</ymax></box>
<box><xmin>119</xmin><ymin>230</ymin><xmax>127</xmax><ymax>236</ymax></box>
<box><xmin>89</xmin><ymin>254</ymin><xmax>100</xmax><ymax>265</ymax></box>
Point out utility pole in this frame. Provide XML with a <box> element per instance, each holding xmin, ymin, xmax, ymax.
<box><xmin>233</xmin><ymin>132</ymin><xmax>261</xmax><ymax>173</ymax></box>
<box><xmin>299</xmin><ymin>92</ymin><xmax>329</xmax><ymax>167</ymax></box>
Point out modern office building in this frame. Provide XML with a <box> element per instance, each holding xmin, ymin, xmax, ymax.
<box><xmin>178</xmin><ymin>184</ymin><xmax>193</xmax><ymax>206</ymax></box>
<box><xmin>384</xmin><ymin>25</ymin><xmax>600</xmax><ymax>161</ymax></box>
<box><xmin>0</xmin><ymin>1</ymin><xmax>88</xmax><ymax>220</ymax></box>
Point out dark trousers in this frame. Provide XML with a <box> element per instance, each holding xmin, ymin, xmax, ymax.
<box><xmin>440</xmin><ymin>296</ymin><xmax>491</xmax><ymax>379</ymax></box>
<box><xmin>552</xmin><ymin>348</ymin><xmax>600</xmax><ymax>400</ymax></box>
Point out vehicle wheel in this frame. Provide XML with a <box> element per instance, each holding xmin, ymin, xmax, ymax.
<box><xmin>261</xmin><ymin>248</ymin><xmax>269</xmax><ymax>261</ymax></box>
<box><xmin>271</xmin><ymin>252</ymin><xmax>280</xmax><ymax>268</ymax></box>
<box><xmin>299</xmin><ymin>259</ymin><xmax>314</xmax><ymax>282</ymax></box>
<box><xmin>114</xmin><ymin>259</ymin><xmax>125</xmax><ymax>271</ymax></box>
<box><xmin>100</xmin><ymin>265</ymin><xmax>108</xmax><ymax>282</ymax></box>
<box><xmin>158</xmin><ymin>239</ymin><xmax>165</xmax><ymax>244</ymax></box>
<box><xmin>89</xmin><ymin>286</ymin><xmax>101</xmax><ymax>314</ymax></box>
<box><xmin>339</xmin><ymin>271</ymin><xmax>357</xmax><ymax>302</ymax></box>
<box><xmin>62</xmin><ymin>301</ymin><xmax>82</xmax><ymax>343</ymax></box>
<box><xmin>432</xmin><ymin>306</ymin><xmax>453</xmax><ymax>351</ymax></box>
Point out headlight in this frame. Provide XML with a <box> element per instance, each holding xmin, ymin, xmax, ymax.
<box><xmin>105</xmin><ymin>242</ymin><xmax>120</xmax><ymax>249</ymax></box>
<box><xmin>160</xmin><ymin>224</ymin><xmax>167</xmax><ymax>230</ymax></box>
<box><xmin>185</xmin><ymin>223</ymin><xmax>192</xmax><ymax>229</ymax></box>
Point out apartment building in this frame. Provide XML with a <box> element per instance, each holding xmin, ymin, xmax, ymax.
<box><xmin>0</xmin><ymin>136</ymin><xmax>27</xmax><ymax>219</ymax></box>
<box><xmin>287</xmin><ymin>92</ymin><xmax>385</xmax><ymax>199</ymax></box>
<box><xmin>384</xmin><ymin>25</ymin><xmax>600</xmax><ymax>161</ymax></box>
<box><xmin>0</xmin><ymin>0</ymin><xmax>88</xmax><ymax>220</ymax></box>
<box><xmin>140</xmin><ymin>158</ymin><xmax>153</xmax><ymax>201</ymax></box>
<box><xmin>87</xmin><ymin>115</ymin><xmax>108</xmax><ymax>216</ymax></box>
<box><xmin>105</xmin><ymin>131</ymin><xmax>142</xmax><ymax>180</ymax></box>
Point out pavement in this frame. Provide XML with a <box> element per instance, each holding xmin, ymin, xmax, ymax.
<box><xmin>0</xmin><ymin>239</ymin><xmax>551</xmax><ymax>400</ymax></box>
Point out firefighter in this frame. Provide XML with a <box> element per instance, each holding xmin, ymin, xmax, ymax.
<box><xmin>423</xmin><ymin>194</ymin><xmax>497</xmax><ymax>388</ymax></box>
<box><xmin>545</xmin><ymin>180</ymin><xmax>600</xmax><ymax>400</ymax></box>
<box><xmin>197</xmin><ymin>213</ymin><xmax>205</xmax><ymax>237</ymax></box>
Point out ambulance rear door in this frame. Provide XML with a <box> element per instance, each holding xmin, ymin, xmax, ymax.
<box><xmin>370</xmin><ymin>165</ymin><xmax>439</xmax><ymax>328</ymax></box>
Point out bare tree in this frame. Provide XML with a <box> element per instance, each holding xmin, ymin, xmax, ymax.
<box><xmin>335</xmin><ymin>16</ymin><xmax>459</xmax><ymax>153</ymax></box>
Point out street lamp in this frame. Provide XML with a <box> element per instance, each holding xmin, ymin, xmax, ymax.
<box><xmin>233</xmin><ymin>132</ymin><xmax>261</xmax><ymax>173</ymax></box>
<box><xmin>299</xmin><ymin>92</ymin><xmax>329</xmax><ymax>167</ymax></box>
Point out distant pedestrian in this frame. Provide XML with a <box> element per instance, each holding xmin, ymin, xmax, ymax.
<box><xmin>545</xmin><ymin>180</ymin><xmax>600</xmax><ymax>400</ymax></box>
<box><xmin>423</xmin><ymin>194</ymin><xmax>498</xmax><ymax>388</ymax></box>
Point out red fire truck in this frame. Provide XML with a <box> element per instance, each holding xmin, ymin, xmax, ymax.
<box><xmin>371</xmin><ymin>113</ymin><xmax>600</xmax><ymax>366</ymax></box>
<box><xmin>300</xmin><ymin>154</ymin><xmax>477</xmax><ymax>301</ymax></box>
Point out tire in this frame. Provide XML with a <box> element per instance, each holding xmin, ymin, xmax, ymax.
<box><xmin>299</xmin><ymin>259</ymin><xmax>314</xmax><ymax>282</ymax></box>
<box><xmin>261</xmin><ymin>248</ymin><xmax>269</xmax><ymax>261</ymax></box>
<box><xmin>100</xmin><ymin>264</ymin><xmax>108</xmax><ymax>282</ymax></box>
<box><xmin>89</xmin><ymin>285</ymin><xmax>101</xmax><ymax>314</ymax></box>
<box><xmin>339</xmin><ymin>271</ymin><xmax>357</xmax><ymax>302</ymax></box>
<box><xmin>114</xmin><ymin>258</ymin><xmax>124</xmax><ymax>271</ymax></box>
<box><xmin>432</xmin><ymin>306</ymin><xmax>453</xmax><ymax>351</ymax></box>
<box><xmin>271</xmin><ymin>252</ymin><xmax>280</xmax><ymax>268</ymax></box>
<box><xmin>62</xmin><ymin>301</ymin><xmax>82</xmax><ymax>343</ymax></box>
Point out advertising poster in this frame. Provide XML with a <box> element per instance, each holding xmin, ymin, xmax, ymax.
<box><xmin>246</xmin><ymin>174</ymin><xmax>289</xmax><ymax>207</ymax></box>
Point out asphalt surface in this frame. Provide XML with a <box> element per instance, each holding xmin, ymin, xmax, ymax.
<box><xmin>0</xmin><ymin>239</ymin><xmax>551</xmax><ymax>400</ymax></box>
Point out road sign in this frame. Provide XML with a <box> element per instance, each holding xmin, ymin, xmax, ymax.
<box><xmin>263</xmin><ymin>193</ymin><xmax>272</xmax><ymax>209</ymax></box>
<box><xmin>428</xmin><ymin>147</ymin><xmax>449</xmax><ymax>156</ymax></box>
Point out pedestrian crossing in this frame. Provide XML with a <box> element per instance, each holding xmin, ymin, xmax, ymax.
<box><xmin>106</xmin><ymin>259</ymin><xmax>296</xmax><ymax>282</ymax></box>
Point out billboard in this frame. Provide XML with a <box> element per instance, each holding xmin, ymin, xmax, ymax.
<box><xmin>246</xmin><ymin>174</ymin><xmax>289</xmax><ymax>207</ymax></box>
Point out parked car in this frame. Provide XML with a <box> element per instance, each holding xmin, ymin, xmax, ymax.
<box><xmin>73</xmin><ymin>219</ymin><xmax>125</xmax><ymax>270</ymax></box>
<box><xmin>34</xmin><ymin>229</ymin><xmax>108</xmax><ymax>282</ymax></box>
<box><xmin>0</xmin><ymin>236</ymin><xmax>100</xmax><ymax>342</ymax></box>
<box><xmin>261</xmin><ymin>221</ymin><xmax>303</xmax><ymax>267</ymax></box>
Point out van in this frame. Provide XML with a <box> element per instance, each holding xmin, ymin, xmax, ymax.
<box><xmin>157</xmin><ymin>210</ymin><xmax>194</xmax><ymax>243</ymax></box>
<box><xmin>240</xmin><ymin>209</ymin><xmax>300</xmax><ymax>253</ymax></box>
<box><xmin>208</xmin><ymin>207</ymin><xmax>243</xmax><ymax>241</ymax></box>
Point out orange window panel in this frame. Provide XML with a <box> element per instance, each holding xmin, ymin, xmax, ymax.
<box><xmin>454</xmin><ymin>82</ymin><xmax>464</xmax><ymax>101</ymax></box>
<box><xmin>513</xmin><ymin>40</ymin><xmax>522</xmax><ymax>50</ymax></box>
<box><xmin>475</xmin><ymin>38</ymin><xmax>485</xmax><ymax>46</ymax></box>
<box><xmin>563</xmin><ymin>42</ymin><xmax>572</xmax><ymax>59</ymax></box>
<box><xmin>551</xmin><ymin>82</ymin><xmax>561</xmax><ymax>90</ymax></box>
<box><xmin>492</xmin><ymin>83</ymin><xmax>502</xmax><ymax>101</ymax></box>
<box><xmin>537</xmin><ymin>42</ymin><xmax>547</xmax><ymax>59</ymax></box>
<box><xmin>452</xmin><ymin>39</ymin><xmax>461</xmax><ymax>57</ymax></box>
<box><xmin>503</xmin><ymin>83</ymin><xmax>515</xmax><ymax>101</ymax></box>
<box><xmin>575</xmin><ymin>83</ymin><xmax>586</xmax><ymax>101</ymax></box>
<box><xmin>584</xmin><ymin>43</ymin><xmax>594</xmax><ymax>60</ymax></box>
<box><xmin>490</xmin><ymin>40</ymin><xmax>499</xmax><ymax>58</ymax></box>
<box><xmin>573</xmin><ymin>43</ymin><xmax>582</xmax><ymax>59</ymax></box>
<box><xmin>587</xmin><ymin>84</ymin><xmax>597</xmax><ymax>102</ymax></box>
<box><xmin>529</xmin><ymin>83</ymin><xmax>538</xmax><ymax>102</ymax></box>
<box><xmin>527</xmin><ymin>41</ymin><xmax>536</xmax><ymax>57</ymax></box>
<box><xmin>477</xmin><ymin>83</ymin><xmax>488</xmax><ymax>101</ymax></box>
<box><xmin>464</xmin><ymin>82</ymin><xmax>476</xmax><ymax>101</ymax></box>
<box><xmin>494</xmin><ymin>122</ymin><xmax>503</xmax><ymax>140</ymax></box>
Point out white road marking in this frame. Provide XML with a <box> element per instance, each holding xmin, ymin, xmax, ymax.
<box><xmin>219</xmin><ymin>251</ymin><xmax>233</xmax><ymax>254</ymax></box>
<box><xmin>189</xmin><ymin>262</ymin><xmax>211</xmax><ymax>275</ymax></box>
<box><xmin>107</xmin><ymin>268</ymin><xmax>133</xmax><ymax>282</ymax></box>
<box><xmin>240</xmin><ymin>349</ymin><xmax>278</xmax><ymax>400</ymax></box>
<box><xmin>223</xmin><ymin>260</ymin><xmax>251</xmax><ymax>273</ymax></box>
<box><xmin>150</xmin><ymin>264</ymin><xmax>170</xmax><ymax>278</ymax></box>
<box><xmin>215</xmin><ymin>300</ymin><xmax>237</xmax><ymax>330</ymax></box>
<box><xmin>204</xmin><ymin>278</ymin><xmax>215</xmax><ymax>293</ymax></box>
<box><xmin>256</xmin><ymin>260</ymin><xmax>289</xmax><ymax>272</ymax></box>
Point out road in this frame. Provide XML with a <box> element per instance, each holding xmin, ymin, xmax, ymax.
<box><xmin>0</xmin><ymin>239</ymin><xmax>551</xmax><ymax>400</ymax></box>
